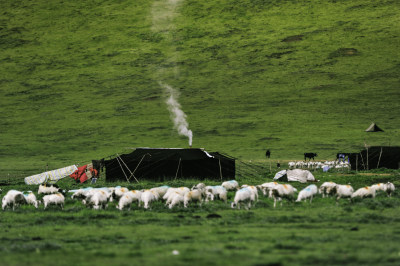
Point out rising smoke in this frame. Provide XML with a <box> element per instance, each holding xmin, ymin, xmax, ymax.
<box><xmin>160</xmin><ymin>83</ymin><xmax>193</xmax><ymax>146</ymax></box>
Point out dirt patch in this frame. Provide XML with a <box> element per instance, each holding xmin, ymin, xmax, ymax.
<box><xmin>329</xmin><ymin>48</ymin><xmax>359</xmax><ymax>58</ymax></box>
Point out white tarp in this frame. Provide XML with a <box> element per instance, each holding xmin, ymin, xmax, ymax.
<box><xmin>24</xmin><ymin>165</ymin><xmax>78</xmax><ymax>185</ymax></box>
<box><xmin>273</xmin><ymin>169</ymin><xmax>316</xmax><ymax>183</ymax></box>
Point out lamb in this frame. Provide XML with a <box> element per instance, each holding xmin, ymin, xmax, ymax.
<box><xmin>271</xmin><ymin>184</ymin><xmax>296</xmax><ymax>208</ymax></box>
<box><xmin>334</xmin><ymin>184</ymin><xmax>354</xmax><ymax>202</ymax></box>
<box><xmin>2</xmin><ymin>190</ymin><xmax>27</xmax><ymax>210</ymax></box>
<box><xmin>204</xmin><ymin>186</ymin><xmax>228</xmax><ymax>203</ymax></box>
<box><xmin>318</xmin><ymin>182</ymin><xmax>337</xmax><ymax>198</ymax></box>
<box><xmin>140</xmin><ymin>190</ymin><xmax>158</xmax><ymax>209</ymax></box>
<box><xmin>221</xmin><ymin>180</ymin><xmax>239</xmax><ymax>191</ymax></box>
<box><xmin>23</xmin><ymin>191</ymin><xmax>41</xmax><ymax>208</ymax></box>
<box><xmin>385</xmin><ymin>182</ymin><xmax>395</xmax><ymax>197</ymax></box>
<box><xmin>116</xmin><ymin>190</ymin><xmax>142</xmax><ymax>210</ymax></box>
<box><xmin>231</xmin><ymin>188</ymin><xmax>255</xmax><ymax>210</ymax></box>
<box><xmin>43</xmin><ymin>193</ymin><xmax>65</xmax><ymax>210</ymax></box>
<box><xmin>38</xmin><ymin>184</ymin><xmax>64</xmax><ymax>195</ymax></box>
<box><xmin>183</xmin><ymin>189</ymin><xmax>203</xmax><ymax>208</ymax></box>
<box><xmin>296</xmin><ymin>184</ymin><xmax>318</xmax><ymax>203</ymax></box>
<box><xmin>351</xmin><ymin>186</ymin><xmax>376</xmax><ymax>199</ymax></box>
<box><xmin>82</xmin><ymin>190</ymin><xmax>108</xmax><ymax>209</ymax></box>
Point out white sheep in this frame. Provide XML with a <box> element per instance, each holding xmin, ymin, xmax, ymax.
<box><xmin>271</xmin><ymin>184</ymin><xmax>296</xmax><ymax>208</ymax></box>
<box><xmin>23</xmin><ymin>191</ymin><xmax>41</xmax><ymax>208</ymax></box>
<box><xmin>296</xmin><ymin>184</ymin><xmax>318</xmax><ymax>203</ymax></box>
<box><xmin>318</xmin><ymin>182</ymin><xmax>337</xmax><ymax>198</ymax></box>
<box><xmin>385</xmin><ymin>182</ymin><xmax>395</xmax><ymax>197</ymax></box>
<box><xmin>140</xmin><ymin>190</ymin><xmax>158</xmax><ymax>209</ymax></box>
<box><xmin>43</xmin><ymin>193</ymin><xmax>65</xmax><ymax>210</ymax></box>
<box><xmin>111</xmin><ymin>186</ymin><xmax>129</xmax><ymax>202</ymax></box>
<box><xmin>231</xmin><ymin>188</ymin><xmax>255</xmax><ymax>210</ymax></box>
<box><xmin>334</xmin><ymin>184</ymin><xmax>354</xmax><ymax>202</ymax></box>
<box><xmin>38</xmin><ymin>184</ymin><xmax>63</xmax><ymax>195</ymax></box>
<box><xmin>221</xmin><ymin>180</ymin><xmax>239</xmax><ymax>191</ymax></box>
<box><xmin>257</xmin><ymin>182</ymin><xmax>279</xmax><ymax>197</ymax></box>
<box><xmin>116</xmin><ymin>190</ymin><xmax>142</xmax><ymax>210</ymax></box>
<box><xmin>241</xmin><ymin>185</ymin><xmax>259</xmax><ymax>202</ymax></box>
<box><xmin>82</xmin><ymin>190</ymin><xmax>109</xmax><ymax>209</ymax></box>
<box><xmin>168</xmin><ymin>192</ymin><xmax>185</xmax><ymax>209</ymax></box>
<box><xmin>150</xmin><ymin>186</ymin><xmax>170</xmax><ymax>198</ymax></box>
<box><xmin>204</xmin><ymin>186</ymin><xmax>228</xmax><ymax>203</ymax></box>
<box><xmin>163</xmin><ymin>187</ymin><xmax>190</xmax><ymax>204</ymax></box>
<box><xmin>2</xmin><ymin>190</ymin><xmax>27</xmax><ymax>210</ymax></box>
<box><xmin>351</xmin><ymin>186</ymin><xmax>376</xmax><ymax>199</ymax></box>
<box><xmin>183</xmin><ymin>189</ymin><xmax>203</xmax><ymax>208</ymax></box>
<box><xmin>191</xmin><ymin>183</ymin><xmax>206</xmax><ymax>191</ymax></box>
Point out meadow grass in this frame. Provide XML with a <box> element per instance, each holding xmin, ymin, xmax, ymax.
<box><xmin>1</xmin><ymin>171</ymin><xmax>400</xmax><ymax>265</ymax></box>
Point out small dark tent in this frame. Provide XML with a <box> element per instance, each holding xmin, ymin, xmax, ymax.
<box><xmin>104</xmin><ymin>148</ymin><xmax>235</xmax><ymax>182</ymax></box>
<box><xmin>365</xmin><ymin>123</ymin><xmax>384</xmax><ymax>132</ymax></box>
<box><xmin>348</xmin><ymin>146</ymin><xmax>400</xmax><ymax>170</ymax></box>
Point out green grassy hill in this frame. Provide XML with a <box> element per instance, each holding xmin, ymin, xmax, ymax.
<box><xmin>1</xmin><ymin>0</ymin><xmax>399</xmax><ymax>175</ymax></box>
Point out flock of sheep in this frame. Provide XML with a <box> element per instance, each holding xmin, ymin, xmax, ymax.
<box><xmin>288</xmin><ymin>161</ymin><xmax>350</xmax><ymax>170</ymax></box>
<box><xmin>1</xmin><ymin>179</ymin><xmax>396</xmax><ymax>211</ymax></box>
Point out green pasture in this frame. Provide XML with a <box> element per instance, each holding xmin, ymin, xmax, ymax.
<box><xmin>1</xmin><ymin>171</ymin><xmax>400</xmax><ymax>265</ymax></box>
<box><xmin>1</xmin><ymin>0</ymin><xmax>400</xmax><ymax>175</ymax></box>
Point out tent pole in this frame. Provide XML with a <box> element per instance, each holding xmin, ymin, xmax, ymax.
<box><xmin>116</xmin><ymin>156</ymin><xmax>130</xmax><ymax>183</ymax></box>
<box><xmin>219</xmin><ymin>158</ymin><xmax>223</xmax><ymax>181</ymax></box>
<box><xmin>127</xmin><ymin>154</ymin><xmax>150</xmax><ymax>183</ymax></box>
<box><xmin>117</xmin><ymin>153</ymin><xmax>139</xmax><ymax>183</ymax></box>
<box><xmin>377</xmin><ymin>147</ymin><xmax>383</xmax><ymax>169</ymax></box>
<box><xmin>367</xmin><ymin>147</ymin><xmax>369</xmax><ymax>170</ymax></box>
<box><xmin>360</xmin><ymin>152</ymin><xmax>366</xmax><ymax>170</ymax></box>
<box><xmin>174</xmin><ymin>158</ymin><xmax>181</xmax><ymax>180</ymax></box>
<box><xmin>356</xmin><ymin>154</ymin><xmax>358</xmax><ymax>172</ymax></box>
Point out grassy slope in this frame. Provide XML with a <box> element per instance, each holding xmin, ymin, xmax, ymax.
<box><xmin>0</xmin><ymin>0</ymin><xmax>400</xmax><ymax>175</ymax></box>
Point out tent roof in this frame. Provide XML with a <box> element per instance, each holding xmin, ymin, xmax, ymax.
<box><xmin>365</xmin><ymin>123</ymin><xmax>384</xmax><ymax>132</ymax></box>
<box><xmin>124</xmin><ymin>147</ymin><xmax>228</xmax><ymax>161</ymax></box>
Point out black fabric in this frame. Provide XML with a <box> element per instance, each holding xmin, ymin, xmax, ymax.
<box><xmin>92</xmin><ymin>159</ymin><xmax>105</xmax><ymax>172</ymax></box>
<box><xmin>104</xmin><ymin>148</ymin><xmax>235</xmax><ymax>182</ymax></box>
<box><xmin>348</xmin><ymin>146</ymin><xmax>400</xmax><ymax>170</ymax></box>
<box><xmin>365</xmin><ymin>123</ymin><xmax>384</xmax><ymax>132</ymax></box>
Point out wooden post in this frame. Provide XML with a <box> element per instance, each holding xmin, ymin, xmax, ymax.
<box><xmin>174</xmin><ymin>158</ymin><xmax>181</xmax><ymax>180</ymax></box>
<box><xmin>356</xmin><ymin>154</ymin><xmax>358</xmax><ymax>172</ymax></box>
<box><xmin>218</xmin><ymin>158</ymin><xmax>223</xmax><ymax>181</ymax></box>
<box><xmin>367</xmin><ymin>147</ymin><xmax>369</xmax><ymax>170</ymax></box>
<box><xmin>377</xmin><ymin>147</ymin><xmax>383</xmax><ymax>169</ymax></box>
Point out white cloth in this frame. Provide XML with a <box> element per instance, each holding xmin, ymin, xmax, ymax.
<box><xmin>273</xmin><ymin>169</ymin><xmax>315</xmax><ymax>183</ymax></box>
<box><xmin>24</xmin><ymin>165</ymin><xmax>78</xmax><ymax>185</ymax></box>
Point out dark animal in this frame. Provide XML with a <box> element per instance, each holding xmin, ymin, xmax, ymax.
<box><xmin>304</xmin><ymin>153</ymin><xmax>317</xmax><ymax>161</ymax></box>
<box><xmin>265</xmin><ymin>150</ymin><xmax>271</xmax><ymax>159</ymax></box>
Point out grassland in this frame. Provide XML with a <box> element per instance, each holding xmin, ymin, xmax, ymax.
<box><xmin>1</xmin><ymin>0</ymin><xmax>400</xmax><ymax>176</ymax></box>
<box><xmin>1</xmin><ymin>171</ymin><xmax>400</xmax><ymax>265</ymax></box>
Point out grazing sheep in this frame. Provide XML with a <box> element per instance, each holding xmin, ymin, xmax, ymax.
<box><xmin>231</xmin><ymin>188</ymin><xmax>255</xmax><ymax>210</ymax></box>
<box><xmin>140</xmin><ymin>190</ymin><xmax>158</xmax><ymax>209</ymax></box>
<box><xmin>385</xmin><ymin>182</ymin><xmax>395</xmax><ymax>197</ymax></box>
<box><xmin>204</xmin><ymin>186</ymin><xmax>228</xmax><ymax>203</ymax></box>
<box><xmin>111</xmin><ymin>186</ymin><xmax>129</xmax><ymax>202</ymax></box>
<box><xmin>116</xmin><ymin>190</ymin><xmax>142</xmax><ymax>210</ymax></box>
<box><xmin>183</xmin><ymin>189</ymin><xmax>203</xmax><ymax>208</ymax></box>
<box><xmin>296</xmin><ymin>185</ymin><xmax>318</xmax><ymax>203</ymax></box>
<box><xmin>43</xmin><ymin>193</ymin><xmax>65</xmax><ymax>210</ymax></box>
<box><xmin>241</xmin><ymin>185</ymin><xmax>259</xmax><ymax>202</ymax></box>
<box><xmin>150</xmin><ymin>186</ymin><xmax>170</xmax><ymax>198</ymax></box>
<box><xmin>257</xmin><ymin>182</ymin><xmax>279</xmax><ymax>197</ymax></box>
<box><xmin>318</xmin><ymin>182</ymin><xmax>337</xmax><ymax>198</ymax></box>
<box><xmin>334</xmin><ymin>184</ymin><xmax>354</xmax><ymax>202</ymax></box>
<box><xmin>352</xmin><ymin>186</ymin><xmax>376</xmax><ymax>199</ymax></box>
<box><xmin>82</xmin><ymin>190</ymin><xmax>109</xmax><ymax>209</ymax></box>
<box><xmin>191</xmin><ymin>183</ymin><xmax>206</xmax><ymax>191</ymax></box>
<box><xmin>2</xmin><ymin>190</ymin><xmax>27</xmax><ymax>210</ymax></box>
<box><xmin>23</xmin><ymin>191</ymin><xmax>41</xmax><ymax>208</ymax></box>
<box><xmin>221</xmin><ymin>180</ymin><xmax>239</xmax><ymax>191</ymax></box>
<box><xmin>163</xmin><ymin>187</ymin><xmax>190</xmax><ymax>204</ymax></box>
<box><xmin>271</xmin><ymin>184</ymin><xmax>296</xmax><ymax>208</ymax></box>
<box><xmin>38</xmin><ymin>184</ymin><xmax>63</xmax><ymax>195</ymax></box>
<box><xmin>168</xmin><ymin>192</ymin><xmax>185</xmax><ymax>209</ymax></box>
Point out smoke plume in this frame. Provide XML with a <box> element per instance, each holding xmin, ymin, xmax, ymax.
<box><xmin>161</xmin><ymin>83</ymin><xmax>193</xmax><ymax>146</ymax></box>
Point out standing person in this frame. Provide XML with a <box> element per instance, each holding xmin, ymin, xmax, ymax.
<box><xmin>265</xmin><ymin>149</ymin><xmax>271</xmax><ymax>159</ymax></box>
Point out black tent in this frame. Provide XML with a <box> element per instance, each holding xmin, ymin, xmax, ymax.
<box><xmin>104</xmin><ymin>148</ymin><xmax>235</xmax><ymax>182</ymax></box>
<box><xmin>348</xmin><ymin>146</ymin><xmax>400</xmax><ymax>170</ymax></box>
<box><xmin>365</xmin><ymin>123</ymin><xmax>384</xmax><ymax>132</ymax></box>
